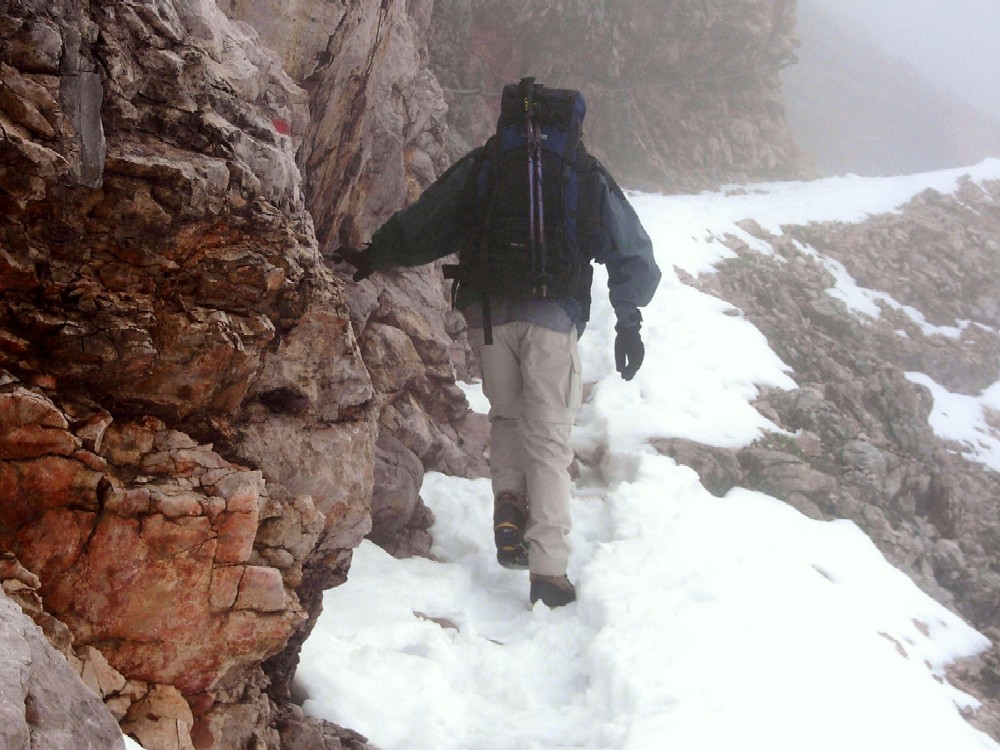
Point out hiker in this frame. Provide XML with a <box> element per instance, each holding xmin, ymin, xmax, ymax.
<box><xmin>332</xmin><ymin>78</ymin><xmax>660</xmax><ymax>608</ymax></box>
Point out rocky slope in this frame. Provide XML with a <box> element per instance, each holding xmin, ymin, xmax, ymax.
<box><xmin>661</xmin><ymin>176</ymin><xmax>1000</xmax><ymax>738</ymax></box>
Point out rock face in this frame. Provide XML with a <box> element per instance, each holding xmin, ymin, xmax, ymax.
<box><xmin>217</xmin><ymin>0</ymin><xmax>490</xmax><ymax>558</ymax></box>
<box><xmin>0</xmin><ymin>375</ymin><xmax>318</xmax><ymax>747</ymax></box>
<box><xmin>2</xmin><ymin>0</ymin><xmax>317</xmax><ymax>416</ymax></box>
<box><xmin>0</xmin><ymin>589</ymin><xmax>126</xmax><ymax>750</ymax></box>
<box><xmin>667</xmin><ymin>177</ymin><xmax>1000</xmax><ymax>737</ymax></box>
<box><xmin>429</xmin><ymin>0</ymin><xmax>808</xmax><ymax>190</ymax></box>
<box><xmin>1</xmin><ymin>0</ymin><xmax>489</xmax><ymax>745</ymax></box>
<box><xmin>1</xmin><ymin>0</ymin><xmax>378</xmax><ymax>747</ymax></box>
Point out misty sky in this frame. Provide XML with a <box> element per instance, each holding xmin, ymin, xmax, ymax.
<box><xmin>822</xmin><ymin>0</ymin><xmax>1000</xmax><ymax>122</ymax></box>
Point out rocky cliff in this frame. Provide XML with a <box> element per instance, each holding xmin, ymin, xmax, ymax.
<box><xmin>1</xmin><ymin>0</ymin><xmax>377</xmax><ymax>747</ymax></box>
<box><xmin>0</xmin><ymin>0</ymin><xmax>485</xmax><ymax>747</ymax></box>
<box><xmin>429</xmin><ymin>0</ymin><xmax>808</xmax><ymax>190</ymax></box>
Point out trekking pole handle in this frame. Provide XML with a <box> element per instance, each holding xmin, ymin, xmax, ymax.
<box><xmin>520</xmin><ymin>76</ymin><xmax>536</xmax><ymax>119</ymax></box>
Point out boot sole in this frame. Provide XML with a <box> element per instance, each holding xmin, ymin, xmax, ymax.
<box><xmin>497</xmin><ymin>551</ymin><xmax>529</xmax><ymax>570</ymax></box>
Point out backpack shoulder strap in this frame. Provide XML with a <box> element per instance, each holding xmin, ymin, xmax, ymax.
<box><xmin>586</xmin><ymin>152</ymin><xmax>628</xmax><ymax>200</ymax></box>
<box><xmin>459</xmin><ymin>139</ymin><xmax>496</xmax><ymax>219</ymax></box>
<box><xmin>575</xmin><ymin>145</ymin><xmax>604</xmax><ymax>224</ymax></box>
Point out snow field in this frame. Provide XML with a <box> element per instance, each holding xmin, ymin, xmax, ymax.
<box><xmin>300</xmin><ymin>460</ymin><xmax>995</xmax><ymax>749</ymax></box>
<box><xmin>298</xmin><ymin>160</ymin><xmax>1000</xmax><ymax>749</ymax></box>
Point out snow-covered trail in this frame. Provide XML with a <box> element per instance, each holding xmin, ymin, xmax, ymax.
<box><xmin>299</xmin><ymin>470</ymin><xmax>996</xmax><ymax>750</ymax></box>
<box><xmin>297</xmin><ymin>161</ymin><xmax>1000</xmax><ymax>750</ymax></box>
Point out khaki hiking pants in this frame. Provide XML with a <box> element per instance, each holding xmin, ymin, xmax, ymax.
<box><xmin>472</xmin><ymin>321</ymin><xmax>583</xmax><ymax>576</ymax></box>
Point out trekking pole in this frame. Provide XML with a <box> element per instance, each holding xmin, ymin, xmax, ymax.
<box><xmin>531</xmin><ymin>116</ymin><xmax>548</xmax><ymax>297</ymax></box>
<box><xmin>520</xmin><ymin>77</ymin><xmax>549</xmax><ymax>298</ymax></box>
<box><xmin>520</xmin><ymin>78</ymin><xmax>539</xmax><ymax>292</ymax></box>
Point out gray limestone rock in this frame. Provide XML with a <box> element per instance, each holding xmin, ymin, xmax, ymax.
<box><xmin>0</xmin><ymin>592</ymin><xmax>125</xmax><ymax>750</ymax></box>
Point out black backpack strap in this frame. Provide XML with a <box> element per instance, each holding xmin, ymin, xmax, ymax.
<box><xmin>443</xmin><ymin>141</ymin><xmax>495</xmax><ymax>313</ymax></box>
<box><xmin>481</xmin><ymin>294</ymin><xmax>493</xmax><ymax>346</ymax></box>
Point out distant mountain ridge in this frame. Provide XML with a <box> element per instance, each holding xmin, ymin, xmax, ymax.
<box><xmin>782</xmin><ymin>0</ymin><xmax>1000</xmax><ymax>176</ymax></box>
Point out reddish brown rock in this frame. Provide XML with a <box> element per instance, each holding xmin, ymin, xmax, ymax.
<box><xmin>0</xmin><ymin>394</ymin><xmax>305</xmax><ymax>711</ymax></box>
<box><xmin>0</xmin><ymin>0</ymin><xmax>385</xmax><ymax>745</ymax></box>
<box><xmin>0</xmin><ymin>387</ymin><xmax>77</xmax><ymax>458</ymax></box>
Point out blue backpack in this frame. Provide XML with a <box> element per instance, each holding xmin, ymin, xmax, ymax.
<box><xmin>449</xmin><ymin>78</ymin><xmax>589</xmax><ymax>341</ymax></box>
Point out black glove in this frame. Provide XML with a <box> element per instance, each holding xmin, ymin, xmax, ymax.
<box><xmin>325</xmin><ymin>246</ymin><xmax>373</xmax><ymax>281</ymax></box>
<box><xmin>614</xmin><ymin>325</ymin><xmax>644</xmax><ymax>381</ymax></box>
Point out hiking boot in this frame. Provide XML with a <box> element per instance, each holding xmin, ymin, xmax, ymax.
<box><xmin>493</xmin><ymin>492</ymin><xmax>529</xmax><ymax>570</ymax></box>
<box><xmin>529</xmin><ymin>574</ymin><xmax>577</xmax><ymax>608</ymax></box>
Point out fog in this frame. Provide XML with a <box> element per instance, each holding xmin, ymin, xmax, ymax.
<box><xmin>823</xmin><ymin>0</ymin><xmax>1000</xmax><ymax>122</ymax></box>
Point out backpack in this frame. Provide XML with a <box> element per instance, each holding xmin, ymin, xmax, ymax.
<box><xmin>447</xmin><ymin>78</ymin><xmax>589</xmax><ymax>342</ymax></box>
